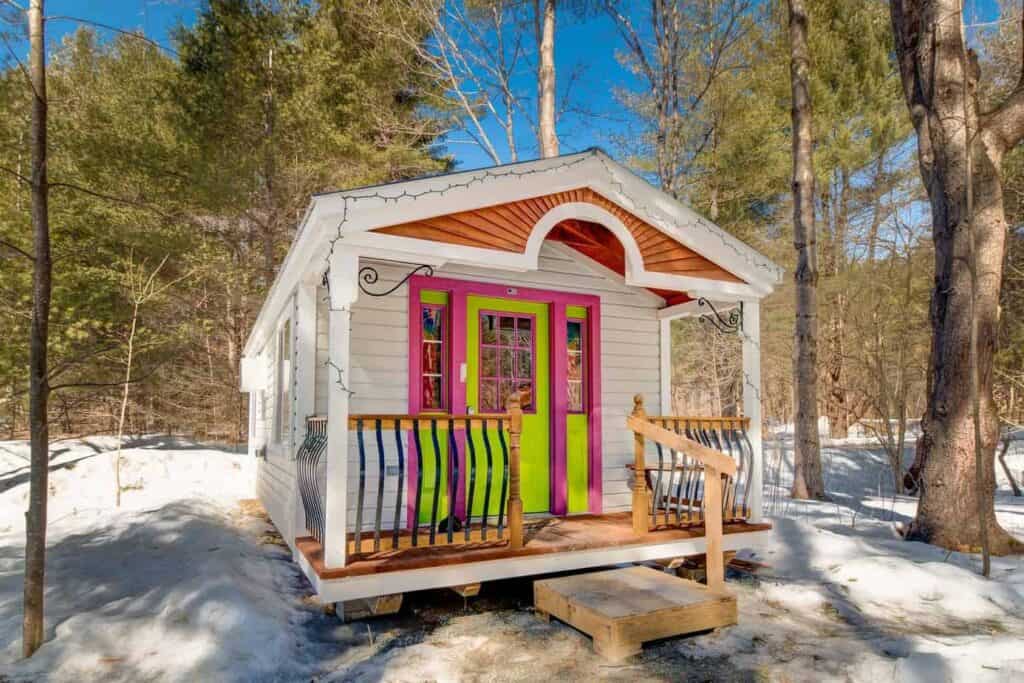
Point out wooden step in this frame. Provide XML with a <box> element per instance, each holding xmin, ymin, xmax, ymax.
<box><xmin>534</xmin><ymin>565</ymin><xmax>736</xmax><ymax>661</ymax></box>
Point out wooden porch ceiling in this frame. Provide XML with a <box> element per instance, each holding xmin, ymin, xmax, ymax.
<box><xmin>371</xmin><ymin>188</ymin><xmax>744</xmax><ymax>305</ymax></box>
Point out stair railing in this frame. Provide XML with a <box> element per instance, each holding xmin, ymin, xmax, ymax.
<box><xmin>626</xmin><ymin>395</ymin><xmax>737</xmax><ymax>592</ymax></box>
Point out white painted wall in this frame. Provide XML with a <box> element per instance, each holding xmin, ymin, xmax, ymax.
<box><xmin>309</xmin><ymin>242</ymin><xmax>663</xmax><ymax>531</ymax></box>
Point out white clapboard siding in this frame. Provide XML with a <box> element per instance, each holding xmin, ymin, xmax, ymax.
<box><xmin>312</xmin><ymin>241</ymin><xmax>665</xmax><ymax>528</ymax></box>
<box><xmin>254</xmin><ymin>325</ymin><xmax>300</xmax><ymax>549</ymax></box>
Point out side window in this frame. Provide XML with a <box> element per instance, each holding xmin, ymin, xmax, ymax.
<box><xmin>274</xmin><ymin>320</ymin><xmax>291</xmax><ymax>444</ymax></box>
<box><xmin>421</xmin><ymin>304</ymin><xmax>447</xmax><ymax>411</ymax></box>
<box><xmin>567</xmin><ymin>320</ymin><xmax>585</xmax><ymax>413</ymax></box>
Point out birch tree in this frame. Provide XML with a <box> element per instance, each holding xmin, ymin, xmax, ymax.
<box><xmin>787</xmin><ymin>0</ymin><xmax>825</xmax><ymax>500</ymax></box>
<box><xmin>890</xmin><ymin>0</ymin><xmax>1023</xmax><ymax>552</ymax></box>
<box><xmin>535</xmin><ymin>0</ymin><xmax>558</xmax><ymax>157</ymax></box>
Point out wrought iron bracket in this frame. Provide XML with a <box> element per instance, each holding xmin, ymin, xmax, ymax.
<box><xmin>697</xmin><ymin>298</ymin><xmax>743</xmax><ymax>334</ymax></box>
<box><xmin>358</xmin><ymin>264</ymin><xmax>434</xmax><ymax>297</ymax></box>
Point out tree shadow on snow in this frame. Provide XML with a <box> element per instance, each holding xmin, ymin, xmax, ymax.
<box><xmin>0</xmin><ymin>501</ymin><xmax>330</xmax><ymax>682</ymax></box>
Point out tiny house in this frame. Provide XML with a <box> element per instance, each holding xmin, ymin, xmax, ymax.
<box><xmin>240</xmin><ymin>150</ymin><xmax>782</xmax><ymax>610</ymax></box>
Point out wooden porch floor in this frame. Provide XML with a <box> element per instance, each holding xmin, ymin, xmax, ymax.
<box><xmin>296</xmin><ymin>512</ymin><xmax>770</xmax><ymax>580</ymax></box>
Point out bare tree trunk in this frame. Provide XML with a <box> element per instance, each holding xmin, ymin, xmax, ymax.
<box><xmin>536</xmin><ymin>0</ymin><xmax>559</xmax><ymax>157</ymax></box>
<box><xmin>891</xmin><ymin>0</ymin><xmax>1022</xmax><ymax>553</ymax></box>
<box><xmin>114</xmin><ymin>301</ymin><xmax>140</xmax><ymax>508</ymax></box>
<box><xmin>23</xmin><ymin>0</ymin><xmax>50</xmax><ymax>658</ymax></box>
<box><xmin>787</xmin><ymin>0</ymin><xmax>825</xmax><ymax>500</ymax></box>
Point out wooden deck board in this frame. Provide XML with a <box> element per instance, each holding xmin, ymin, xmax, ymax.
<box><xmin>296</xmin><ymin>512</ymin><xmax>770</xmax><ymax>580</ymax></box>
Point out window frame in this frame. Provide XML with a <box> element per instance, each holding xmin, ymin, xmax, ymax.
<box><xmin>272</xmin><ymin>317</ymin><xmax>292</xmax><ymax>446</ymax></box>
<box><xmin>566</xmin><ymin>317</ymin><xmax>587</xmax><ymax>414</ymax></box>
<box><xmin>419</xmin><ymin>302</ymin><xmax>449</xmax><ymax>412</ymax></box>
<box><xmin>477</xmin><ymin>310</ymin><xmax>538</xmax><ymax>415</ymax></box>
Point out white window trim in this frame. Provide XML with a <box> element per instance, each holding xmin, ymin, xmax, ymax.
<box><xmin>273</xmin><ymin>316</ymin><xmax>293</xmax><ymax>448</ymax></box>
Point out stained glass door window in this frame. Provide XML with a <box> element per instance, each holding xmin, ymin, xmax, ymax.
<box><xmin>479</xmin><ymin>312</ymin><xmax>535</xmax><ymax>412</ymax></box>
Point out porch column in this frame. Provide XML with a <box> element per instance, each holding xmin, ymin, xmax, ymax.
<box><xmin>741</xmin><ymin>299</ymin><xmax>764</xmax><ymax>523</ymax></box>
<box><xmin>659</xmin><ymin>317</ymin><xmax>672</xmax><ymax>415</ymax></box>
<box><xmin>324</xmin><ymin>251</ymin><xmax>359</xmax><ymax>568</ymax></box>
<box><xmin>292</xmin><ymin>279</ymin><xmax>318</xmax><ymax>547</ymax></box>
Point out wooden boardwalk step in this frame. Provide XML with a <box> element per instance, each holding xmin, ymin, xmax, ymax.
<box><xmin>533</xmin><ymin>565</ymin><xmax>737</xmax><ymax>661</ymax></box>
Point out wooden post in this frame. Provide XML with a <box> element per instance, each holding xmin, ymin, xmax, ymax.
<box><xmin>508</xmin><ymin>397</ymin><xmax>524</xmax><ymax>549</ymax></box>
<box><xmin>703</xmin><ymin>465</ymin><xmax>725</xmax><ymax>593</ymax></box>
<box><xmin>631</xmin><ymin>395</ymin><xmax>649</xmax><ymax>536</ymax></box>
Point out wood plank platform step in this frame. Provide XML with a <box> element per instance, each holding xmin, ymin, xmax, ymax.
<box><xmin>534</xmin><ymin>566</ymin><xmax>737</xmax><ymax>661</ymax></box>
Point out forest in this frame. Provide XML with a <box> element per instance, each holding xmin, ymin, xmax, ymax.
<box><xmin>2</xmin><ymin>0</ymin><xmax>1024</xmax><ymax>674</ymax></box>
<box><xmin>1</xmin><ymin>1</ymin><xmax>1021</xmax><ymax>453</ymax></box>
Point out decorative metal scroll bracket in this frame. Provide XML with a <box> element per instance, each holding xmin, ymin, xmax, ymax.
<box><xmin>358</xmin><ymin>264</ymin><xmax>434</xmax><ymax>297</ymax></box>
<box><xmin>697</xmin><ymin>298</ymin><xmax>743</xmax><ymax>334</ymax></box>
<box><xmin>321</xmin><ymin>263</ymin><xmax>435</xmax><ymax>298</ymax></box>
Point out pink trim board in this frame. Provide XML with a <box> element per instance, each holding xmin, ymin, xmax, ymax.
<box><xmin>407</xmin><ymin>274</ymin><xmax>603</xmax><ymax>522</ymax></box>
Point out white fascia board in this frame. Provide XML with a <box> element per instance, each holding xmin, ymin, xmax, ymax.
<box><xmin>311</xmin><ymin>530</ymin><xmax>768</xmax><ymax>603</ymax></box>
<box><xmin>311</xmin><ymin>151</ymin><xmax>597</xmax><ymax>235</ymax></box>
<box><xmin>586</xmin><ymin>156</ymin><xmax>783</xmax><ymax>291</ymax></box>
<box><xmin>241</xmin><ymin>201</ymin><xmax>322</xmax><ymax>359</ymax></box>
<box><xmin>338</xmin><ymin>231</ymin><xmax>531</xmax><ymax>272</ymax></box>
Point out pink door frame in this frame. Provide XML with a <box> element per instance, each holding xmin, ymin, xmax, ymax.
<box><xmin>407</xmin><ymin>274</ymin><xmax>602</xmax><ymax>520</ymax></box>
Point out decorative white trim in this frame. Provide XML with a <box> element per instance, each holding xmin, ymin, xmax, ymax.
<box><xmin>741</xmin><ymin>300</ymin><xmax>764</xmax><ymax>523</ymax></box>
<box><xmin>660</xmin><ymin>318</ymin><xmax>672</xmax><ymax>415</ymax></box>
<box><xmin>524</xmin><ymin>202</ymin><xmax>646</xmax><ymax>280</ymax></box>
<box><xmin>242</xmin><ymin>149</ymin><xmax>784</xmax><ymax>362</ymax></box>
<box><xmin>323</xmin><ymin>251</ymin><xmax>360</xmax><ymax>568</ymax></box>
<box><xmin>311</xmin><ymin>530</ymin><xmax>769</xmax><ymax>603</ymax></box>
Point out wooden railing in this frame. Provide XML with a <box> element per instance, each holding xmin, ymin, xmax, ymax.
<box><xmin>626</xmin><ymin>395</ymin><xmax>740</xmax><ymax>592</ymax></box>
<box><xmin>341</xmin><ymin>398</ymin><xmax>524</xmax><ymax>557</ymax></box>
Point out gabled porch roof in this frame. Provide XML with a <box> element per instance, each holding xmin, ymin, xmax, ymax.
<box><xmin>243</xmin><ymin>148</ymin><xmax>782</xmax><ymax>359</ymax></box>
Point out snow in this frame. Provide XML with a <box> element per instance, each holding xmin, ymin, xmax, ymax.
<box><xmin>0</xmin><ymin>435</ymin><xmax>1022</xmax><ymax>681</ymax></box>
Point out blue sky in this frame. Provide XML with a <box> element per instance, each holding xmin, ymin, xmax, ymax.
<box><xmin>3</xmin><ymin>0</ymin><xmax>1008</xmax><ymax>172</ymax></box>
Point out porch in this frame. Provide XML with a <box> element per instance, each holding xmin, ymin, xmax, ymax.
<box><xmin>290</xmin><ymin>397</ymin><xmax>770</xmax><ymax>602</ymax></box>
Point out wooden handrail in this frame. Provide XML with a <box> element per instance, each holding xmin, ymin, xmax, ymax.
<box><xmin>626</xmin><ymin>395</ymin><xmax>730</xmax><ymax>593</ymax></box>
<box><xmin>346</xmin><ymin>413</ymin><xmax>511</xmax><ymax>430</ymax></box>
<box><xmin>625</xmin><ymin>416</ymin><xmax>737</xmax><ymax>477</ymax></box>
<box><xmin>643</xmin><ymin>415</ymin><xmax>750</xmax><ymax>428</ymax></box>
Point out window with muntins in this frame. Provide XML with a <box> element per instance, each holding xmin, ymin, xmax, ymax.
<box><xmin>421</xmin><ymin>304</ymin><xmax>447</xmax><ymax>411</ymax></box>
<box><xmin>567</xmin><ymin>319</ymin><xmax>585</xmax><ymax>413</ymax></box>
<box><xmin>479</xmin><ymin>313</ymin><xmax>534</xmax><ymax>412</ymax></box>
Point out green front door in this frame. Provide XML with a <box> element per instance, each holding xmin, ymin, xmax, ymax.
<box><xmin>466</xmin><ymin>296</ymin><xmax>550</xmax><ymax>514</ymax></box>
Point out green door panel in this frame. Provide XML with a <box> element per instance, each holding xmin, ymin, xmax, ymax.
<box><xmin>466</xmin><ymin>296</ymin><xmax>550</xmax><ymax>514</ymax></box>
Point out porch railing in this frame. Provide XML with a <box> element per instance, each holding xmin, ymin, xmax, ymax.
<box><xmin>296</xmin><ymin>416</ymin><xmax>328</xmax><ymax>544</ymax></box>
<box><xmin>626</xmin><ymin>395</ymin><xmax>742</xmax><ymax>593</ymax></box>
<box><xmin>627</xmin><ymin>412</ymin><xmax>753</xmax><ymax>525</ymax></box>
<box><xmin>296</xmin><ymin>400</ymin><xmax>524</xmax><ymax>558</ymax></box>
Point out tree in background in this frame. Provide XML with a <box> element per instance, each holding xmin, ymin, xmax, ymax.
<box><xmin>535</xmin><ymin>0</ymin><xmax>559</xmax><ymax>156</ymax></box>
<box><xmin>22</xmin><ymin>0</ymin><xmax>50</xmax><ymax>658</ymax></box>
<box><xmin>786</xmin><ymin>0</ymin><xmax>824</xmax><ymax>499</ymax></box>
<box><xmin>891</xmin><ymin>0</ymin><xmax>1023</xmax><ymax>553</ymax></box>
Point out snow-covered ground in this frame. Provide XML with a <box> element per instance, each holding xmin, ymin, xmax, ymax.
<box><xmin>0</xmin><ymin>435</ymin><xmax>1021</xmax><ymax>682</ymax></box>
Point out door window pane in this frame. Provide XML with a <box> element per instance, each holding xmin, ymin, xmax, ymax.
<box><xmin>479</xmin><ymin>312</ymin><xmax>535</xmax><ymax>413</ymax></box>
